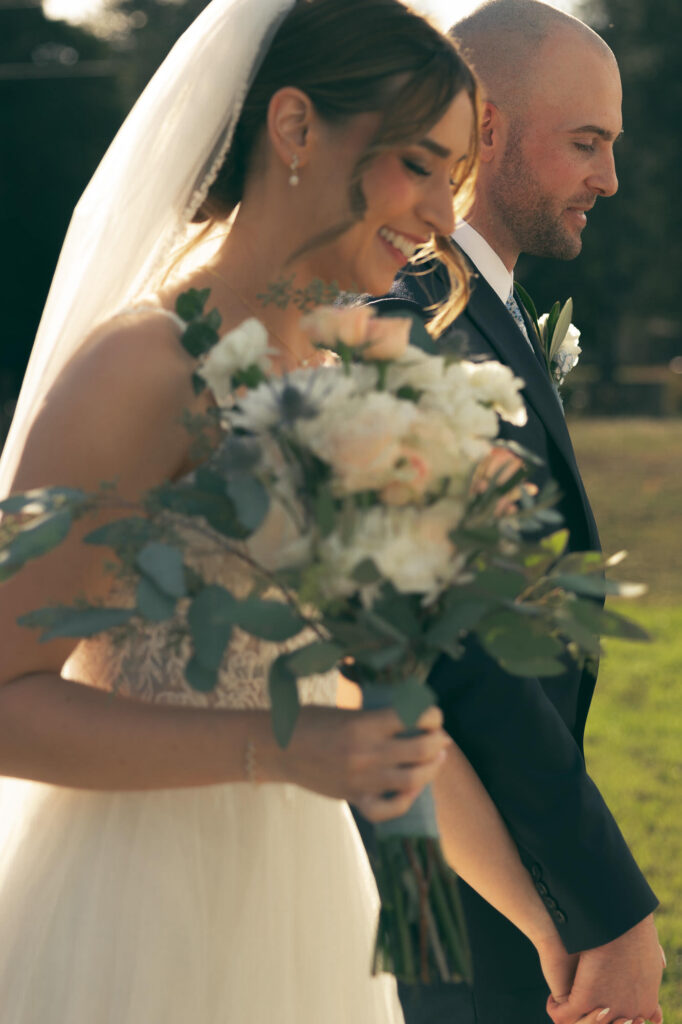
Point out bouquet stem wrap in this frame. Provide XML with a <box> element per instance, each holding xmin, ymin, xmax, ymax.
<box><xmin>362</xmin><ymin>685</ymin><xmax>472</xmax><ymax>986</ymax></box>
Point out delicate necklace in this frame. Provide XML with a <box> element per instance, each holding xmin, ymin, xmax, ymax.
<box><xmin>204</xmin><ymin>268</ymin><xmax>329</xmax><ymax>370</ymax></box>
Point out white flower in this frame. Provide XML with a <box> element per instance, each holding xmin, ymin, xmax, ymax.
<box><xmin>319</xmin><ymin>500</ymin><xmax>468</xmax><ymax>602</ymax></box>
<box><xmin>295</xmin><ymin>391</ymin><xmax>419</xmax><ymax>495</ymax></box>
<box><xmin>464</xmin><ymin>360</ymin><xmax>527</xmax><ymax>427</ymax></box>
<box><xmin>231</xmin><ymin>366</ymin><xmax>355</xmax><ymax>433</ymax></box>
<box><xmin>199</xmin><ymin>318</ymin><xmax>272</xmax><ymax>403</ymax></box>
<box><xmin>538</xmin><ymin>314</ymin><xmax>582</xmax><ymax>384</ymax></box>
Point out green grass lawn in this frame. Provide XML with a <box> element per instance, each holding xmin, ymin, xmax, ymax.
<box><xmin>568</xmin><ymin>419</ymin><xmax>682</xmax><ymax>1022</ymax></box>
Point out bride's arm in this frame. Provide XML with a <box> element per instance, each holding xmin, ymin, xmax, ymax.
<box><xmin>0</xmin><ymin>315</ymin><xmax>448</xmax><ymax>816</ymax></box>
<box><xmin>433</xmin><ymin>741</ymin><xmax>578</xmax><ymax>1000</ymax></box>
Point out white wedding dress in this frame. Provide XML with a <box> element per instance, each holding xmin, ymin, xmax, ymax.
<box><xmin>0</xmin><ymin>464</ymin><xmax>404</xmax><ymax>1023</ymax></box>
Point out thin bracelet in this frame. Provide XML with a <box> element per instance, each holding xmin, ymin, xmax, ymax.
<box><xmin>244</xmin><ymin>738</ymin><xmax>258</xmax><ymax>783</ymax></box>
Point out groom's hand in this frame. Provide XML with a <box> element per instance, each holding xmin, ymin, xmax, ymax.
<box><xmin>546</xmin><ymin>915</ymin><xmax>664</xmax><ymax>1024</ymax></box>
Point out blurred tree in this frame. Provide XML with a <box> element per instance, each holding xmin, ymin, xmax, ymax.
<box><xmin>0</xmin><ymin>1</ymin><xmax>206</xmax><ymax>444</ymax></box>
<box><xmin>517</xmin><ymin>0</ymin><xmax>681</xmax><ymax>383</ymax></box>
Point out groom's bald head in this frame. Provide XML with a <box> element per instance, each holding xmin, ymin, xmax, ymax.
<box><xmin>449</xmin><ymin>0</ymin><xmax>622</xmax><ymax>268</ymax></box>
<box><xmin>451</xmin><ymin>0</ymin><xmax>614</xmax><ymax>115</ymax></box>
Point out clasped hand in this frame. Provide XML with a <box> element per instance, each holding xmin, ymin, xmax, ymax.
<box><xmin>539</xmin><ymin>914</ymin><xmax>664</xmax><ymax>1024</ymax></box>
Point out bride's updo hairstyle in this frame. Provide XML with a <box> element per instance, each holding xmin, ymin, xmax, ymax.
<box><xmin>197</xmin><ymin>0</ymin><xmax>480</xmax><ymax>333</ymax></box>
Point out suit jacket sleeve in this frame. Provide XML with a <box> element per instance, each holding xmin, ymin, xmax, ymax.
<box><xmin>370</xmin><ymin>285</ymin><xmax>658</xmax><ymax>954</ymax></box>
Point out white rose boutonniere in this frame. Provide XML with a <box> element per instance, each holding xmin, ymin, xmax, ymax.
<box><xmin>515</xmin><ymin>284</ymin><xmax>582</xmax><ymax>391</ymax></box>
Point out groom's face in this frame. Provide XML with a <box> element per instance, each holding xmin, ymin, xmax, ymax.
<box><xmin>490</xmin><ymin>30</ymin><xmax>622</xmax><ymax>260</ymax></box>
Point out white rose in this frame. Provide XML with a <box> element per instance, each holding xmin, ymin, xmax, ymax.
<box><xmin>296</xmin><ymin>391</ymin><xmax>419</xmax><ymax>495</ymax></box>
<box><xmin>463</xmin><ymin>360</ymin><xmax>527</xmax><ymax>427</ymax></box>
<box><xmin>199</xmin><ymin>318</ymin><xmax>272</xmax><ymax>403</ymax></box>
<box><xmin>538</xmin><ymin>315</ymin><xmax>582</xmax><ymax>380</ymax></box>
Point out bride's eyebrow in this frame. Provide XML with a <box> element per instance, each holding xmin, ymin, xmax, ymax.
<box><xmin>417</xmin><ymin>138</ymin><xmax>451</xmax><ymax>159</ymax></box>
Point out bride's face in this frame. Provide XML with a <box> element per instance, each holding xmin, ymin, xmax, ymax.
<box><xmin>302</xmin><ymin>90</ymin><xmax>475</xmax><ymax>295</ymax></box>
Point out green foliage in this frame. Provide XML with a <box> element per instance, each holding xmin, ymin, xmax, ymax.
<box><xmin>268</xmin><ymin>654</ymin><xmax>300</xmax><ymax>748</ymax></box>
<box><xmin>136</xmin><ymin>542</ymin><xmax>186</xmax><ymax>599</ymax></box>
<box><xmin>0</xmin><ymin>508</ymin><xmax>72</xmax><ymax>580</ymax></box>
<box><xmin>187</xmin><ymin>585</ymin><xmax>235</xmax><ymax>672</ymax></box>
<box><xmin>18</xmin><ymin>605</ymin><xmax>133</xmax><ymax>641</ymax></box>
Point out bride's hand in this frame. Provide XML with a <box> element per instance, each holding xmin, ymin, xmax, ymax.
<box><xmin>470</xmin><ymin>446</ymin><xmax>536</xmax><ymax>515</ymax></box>
<box><xmin>535</xmin><ymin>931</ymin><xmax>580</xmax><ymax>1007</ymax></box>
<box><xmin>277</xmin><ymin>704</ymin><xmax>450</xmax><ymax>821</ymax></box>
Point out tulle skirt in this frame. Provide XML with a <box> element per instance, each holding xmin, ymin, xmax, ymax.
<box><xmin>0</xmin><ymin>777</ymin><xmax>403</xmax><ymax>1023</ymax></box>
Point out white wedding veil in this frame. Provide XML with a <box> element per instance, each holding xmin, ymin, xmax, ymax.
<box><xmin>0</xmin><ymin>0</ymin><xmax>295</xmax><ymax>496</ymax></box>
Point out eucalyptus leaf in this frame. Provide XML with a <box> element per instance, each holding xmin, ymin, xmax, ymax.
<box><xmin>225</xmin><ymin>474</ymin><xmax>269</xmax><ymax>534</ymax></box>
<box><xmin>478</xmin><ymin>610</ymin><xmax>564</xmax><ymax>676</ymax></box>
<box><xmin>84</xmin><ymin>516</ymin><xmax>155</xmax><ymax>550</ymax></box>
<box><xmin>470</xmin><ymin>568</ymin><xmax>527</xmax><ymax>601</ymax></box>
<box><xmin>555</xmin><ymin>550</ymin><xmax>605</xmax><ymax>576</ymax></box>
<box><xmin>356</xmin><ymin>644</ymin><xmax>408</xmax><ymax>672</ymax></box>
<box><xmin>234</xmin><ymin>598</ymin><xmax>305</xmax><ymax>641</ymax></box>
<box><xmin>391</xmin><ymin>679</ymin><xmax>437</xmax><ymax>730</ymax></box>
<box><xmin>540</xmin><ymin>529</ymin><xmax>570</xmax><ymax>560</ymax></box>
<box><xmin>554</xmin><ymin>606</ymin><xmax>602</xmax><ymax>658</ymax></box>
<box><xmin>136</xmin><ymin>542</ymin><xmax>186</xmax><ymax>598</ymax></box>
<box><xmin>216</xmin><ymin>436</ymin><xmax>262</xmax><ymax>475</ymax></box>
<box><xmin>284</xmin><ymin>640</ymin><xmax>343</xmax><ymax>677</ymax></box>
<box><xmin>136</xmin><ymin>577</ymin><xmax>177</xmax><ymax>623</ymax></box>
<box><xmin>427</xmin><ymin>600</ymin><xmax>493</xmax><ymax>646</ymax></box>
<box><xmin>18</xmin><ymin>605</ymin><xmax>133</xmax><ymax>641</ymax></box>
<box><xmin>1</xmin><ymin>508</ymin><xmax>72</xmax><ymax>572</ymax></box>
<box><xmin>569</xmin><ymin>599</ymin><xmax>650</xmax><ymax>642</ymax></box>
<box><xmin>0</xmin><ymin>486</ymin><xmax>86</xmax><ymax>515</ymax></box>
<box><xmin>269</xmin><ymin>654</ymin><xmax>300</xmax><ymax>748</ymax></box>
<box><xmin>155</xmin><ymin>483</ymin><xmax>247</xmax><ymax>539</ymax></box>
<box><xmin>187</xmin><ymin>585</ymin><xmax>236</xmax><ymax>670</ymax></box>
<box><xmin>185</xmin><ymin>655</ymin><xmax>219</xmax><ymax>693</ymax></box>
<box><xmin>552</xmin><ymin>573</ymin><xmax>622</xmax><ymax>598</ymax></box>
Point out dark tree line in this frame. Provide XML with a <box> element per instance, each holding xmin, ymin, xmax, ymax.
<box><xmin>2</xmin><ymin>0</ymin><xmax>680</xmax><ymax>439</ymax></box>
<box><xmin>518</xmin><ymin>0</ymin><xmax>682</xmax><ymax>386</ymax></box>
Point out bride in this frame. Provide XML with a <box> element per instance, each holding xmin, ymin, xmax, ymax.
<box><xmin>0</xmin><ymin>1</ymin><xmax>618</xmax><ymax>1021</ymax></box>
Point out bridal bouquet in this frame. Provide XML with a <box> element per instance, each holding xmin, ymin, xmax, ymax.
<box><xmin>0</xmin><ymin>289</ymin><xmax>647</xmax><ymax>986</ymax></box>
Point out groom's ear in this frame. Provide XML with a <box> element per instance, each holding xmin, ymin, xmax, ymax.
<box><xmin>479</xmin><ymin>101</ymin><xmax>506</xmax><ymax>164</ymax></box>
<box><xmin>267</xmin><ymin>87</ymin><xmax>315</xmax><ymax>172</ymax></box>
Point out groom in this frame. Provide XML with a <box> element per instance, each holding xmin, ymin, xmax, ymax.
<box><xmin>372</xmin><ymin>3</ymin><xmax>662</xmax><ymax>1023</ymax></box>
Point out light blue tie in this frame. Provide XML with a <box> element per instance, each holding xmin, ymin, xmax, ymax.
<box><xmin>505</xmin><ymin>290</ymin><xmax>532</xmax><ymax>346</ymax></box>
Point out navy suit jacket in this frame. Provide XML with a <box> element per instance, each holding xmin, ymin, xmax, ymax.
<box><xmin>370</xmin><ymin>252</ymin><xmax>657</xmax><ymax>1003</ymax></box>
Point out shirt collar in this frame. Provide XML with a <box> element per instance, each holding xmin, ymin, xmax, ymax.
<box><xmin>452</xmin><ymin>222</ymin><xmax>514</xmax><ymax>305</ymax></box>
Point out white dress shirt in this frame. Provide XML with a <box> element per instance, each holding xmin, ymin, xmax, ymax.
<box><xmin>453</xmin><ymin>221</ymin><xmax>514</xmax><ymax>304</ymax></box>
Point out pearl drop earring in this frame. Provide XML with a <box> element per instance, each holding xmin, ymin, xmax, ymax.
<box><xmin>289</xmin><ymin>154</ymin><xmax>300</xmax><ymax>187</ymax></box>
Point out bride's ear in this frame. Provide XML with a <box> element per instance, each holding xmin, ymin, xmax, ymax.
<box><xmin>266</xmin><ymin>87</ymin><xmax>316</xmax><ymax>177</ymax></box>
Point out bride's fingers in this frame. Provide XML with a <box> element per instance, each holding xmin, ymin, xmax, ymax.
<box><xmin>355</xmin><ymin>787</ymin><xmax>424</xmax><ymax>823</ymax></box>
<box><xmin>389</xmin><ymin>731</ymin><xmax>451</xmax><ymax>766</ymax></box>
<box><xmin>381</xmin><ymin>757</ymin><xmax>447</xmax><ymax>795</ymax></box>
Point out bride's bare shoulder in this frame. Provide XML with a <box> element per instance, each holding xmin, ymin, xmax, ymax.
<box><xmin>13</xmin><ymin>306</ymin><xmax>205</xmax><ymax>497</ymax></box>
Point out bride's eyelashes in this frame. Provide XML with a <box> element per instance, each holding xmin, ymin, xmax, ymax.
<box><xmin>402</xmin><ymin>156</ymin><xmax>431</xmax><ymax>177</ymax></box>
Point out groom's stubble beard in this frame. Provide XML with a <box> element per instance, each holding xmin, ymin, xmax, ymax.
<box><xmin>489</xmin><ymin>121</ymin><xmax>585</xmax><ymax>262</ymax></box>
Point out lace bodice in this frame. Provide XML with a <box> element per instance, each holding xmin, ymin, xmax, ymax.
<box><xmin>63</xmin><ymin>305</ymin><xmax>337</xmax><ymax>711</ymax></box>
<box><xmin>64</xmin><ymin>520</ymin><xmax>337</xmax><ymax>711</ymax></box>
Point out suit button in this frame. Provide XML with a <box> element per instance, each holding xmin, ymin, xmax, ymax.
<box><xmin>554</xmin><ymin>910</ymin><xmax>567</xmax><ymax>924</ymax></box>
<box><xmin>536</xmin><ymin>882</ymin><xmax>548</xmax><ymax>896</ymax></box>
<box><xmin>531</xmin><ymin>864</ymin><xmax>543</xmax><ymax>881</ymax></box>
<box><xmin>544</xmin><ymin>896</ymin><xmax>557</xmax><ymax>910</ymax></box>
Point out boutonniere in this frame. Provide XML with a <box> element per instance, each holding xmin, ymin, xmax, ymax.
<box><xmin>515</xmin><ymin>283</ymin><xmax>582</xmax><ymax>389</ymax></box>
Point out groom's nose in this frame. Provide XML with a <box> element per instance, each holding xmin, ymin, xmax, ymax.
<box><xmin>588</xmin><ymin>147</ymin><xmax>619</xmax><ymax>198</ymax></box>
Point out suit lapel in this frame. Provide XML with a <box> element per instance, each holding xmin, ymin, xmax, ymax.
<box><xmin>462</xmin><ymin>268</ymin><xmax>584</xmax><ymax>480</ymax></box>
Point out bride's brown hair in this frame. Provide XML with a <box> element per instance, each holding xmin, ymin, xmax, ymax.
<box><xmin>195</xmin><ymin>0</ymin><xmax>480</xmax><ymax>333</ymax></box>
